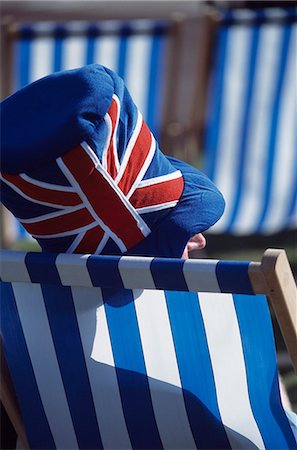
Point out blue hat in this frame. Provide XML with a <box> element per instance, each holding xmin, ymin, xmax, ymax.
<box><xmin>0</xmin><ymin>64</ymin><xmax>224</xmax><ymax>258</ymax></box>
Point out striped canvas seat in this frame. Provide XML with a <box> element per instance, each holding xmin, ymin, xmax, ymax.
<box><xmin>204</xmin><ymin>8</ymin><xmax>297</xmax><ymax>235</ymax></box>
<box><xmin>1</xmin><ymin>250</ymin><xmax>296</xmax><ymax>449</ymax></box>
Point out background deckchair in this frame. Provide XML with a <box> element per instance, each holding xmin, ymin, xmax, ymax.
<box><xmin>1</xmin><ymin>18</ymin><xmax>172</xmax><ymax>243</ymax></box>
<box><xmin>204</xmin><ymin>7</ymin><xmax>297</xmax><ymax>236</ymax></box>
<box><xmin>1</xmin><ymin>248</ymin><xmax>296</xmax><ymax>449</ymax></box>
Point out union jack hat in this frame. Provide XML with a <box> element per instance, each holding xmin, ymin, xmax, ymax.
<box><xmin>0</xmin><ymin>64</ymin><xmax>224</xmax><ymax>257</ymax></box>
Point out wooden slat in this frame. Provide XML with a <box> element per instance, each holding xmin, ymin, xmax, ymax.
<box><xmin>261</xmin><ymin>249</ymin><xmax>297</xmax><ymax>373</ymax></box>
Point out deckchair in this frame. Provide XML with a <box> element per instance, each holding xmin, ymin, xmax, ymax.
<box><xmin>204</xmin><ymin>7</ymin><xmax>297</xmax><ymax>235</ymax></box>
<box><xmin>1</xmin><ymin>248</ymin><xmax>296</xmax><ymax>449</ymax></box>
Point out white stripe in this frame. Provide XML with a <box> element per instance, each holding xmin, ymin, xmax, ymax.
<box><xmin>263</xmin><ymin>8</ymin><xmax>287</xmax><ymax>20</ymax></box>
<box><xmin>94</xmin><ymin>32</ymin><xmax>119</xmax><ymax>73</ymax></box>
<box><xmin>199</xmin><ymin>292</ymin><xmax>265</xmax><ymax>449</ymax></box>
<box><xmin>0</xmin><ymin>175</ymin><xmax>67</xmax><ymax>210</ymax></box>
<box><xmin>134</xmin><ymin>289</ymin><xmax>196</xmax><ymax>449</ymax></box>
<box><xmin>125</xmin><ymin>34</ymin><xmax>151</xmax><ymax>117</ymax></box>
<box><xmin>20</xmin><ymin>174</ymin><xmax>75</xmax><ymax>192</ymax></box>
<box><xmin>81</xmin><ymin>142</ymin><xmax>151</xmax><ymax>236</ymax></box>
<box><xmin>115</xmin><ymin>111</ymin><xmax>143</xmax><ymax>183</ymax></box>
<box><xmin>183</xmin><ymin>259</ymin><xmax>220</xmax><ymax>292</ymax></box>
<box><xmin>107</xmin><ymin>109</ymin><xmax>156</xmax><ymax>201</ymax></box>
<box><xmin>72</xmin><ymin>286</ymin><xmax>132</xmax><ymax>450</ymax></box>
<box><xmin>81</xmin><ymin>141</ymin><xmax>100</xmax><ymax>166</ymax></box>
<box><xmin>210</xmin><ymin>26</ymin><xmax>252</xmax><ymax>233</ymax></box>
<box><xmin>232</xmin><ymin>9</ymin><xmax>257</xmax><ymax>21</ymax></box>
<box><xmin>137</xmin><ymin>170</ymin><xmax>182</xmax><ymax>188</ymax></box>
<box><xmin>57</xmin><ymin>153</ymin><xmax>126</xmax><ymax>252</ymax></box>
<box><xmin>31</xmin><ymin>221</ymin><xmax>98</xmax><ymax>239</ymax></box>
<box><xmin>79</xmin><ymin>143</ymin><xmax>151</xmax><ymax>237</ymax></box>
<box><xmin>17</xmin><ymin>204</ymin><xmax>84</xmax><ymax>224</ymax></box>
<box><xmin>66</xmin><ymin>231</ymin><xmax>85</xmax><ymax>254</ymax></box>
<box><xmin>232</xmin><ymin>25</ymin><xmax>283</xmax><ymax>234</ymax></box>
<box><xmin>262</xmin><ymin>25</ymin><xmax>297</xmax><ymax>233</ymax></box>
<box><xmin>30</xmin><ymin>37</ymin><xmax>53</xmax><ymax>82</ymax></box>
<box><xmin>13</xmin><ymin>282</ymin><xmax>79</xmax><ymax>449</ymax></box>
<box><xmin>101</xmin><ymin>114</ymin><xmax>113</xmax><ymax>170</ymax></box>
<box><xmin>136</xmin><ymin>200</ymin><xmax>178</xmax><ymax>214</ymax></box>
<box><xmin>118</xmin><ymin>256</ymin><xmax>155</xmax><ymax>289</ymax></box>
<box><xmin>126</xmin><ymin>135</ymin><xmax>156</xmax><ymax>199</ymax></box>
<box><xmin>0</xmin><ymin>251</ymin><xmax>31</xmax><ymax>283</ymax></box>
<box><xmin>102</xmin><ymin>94</ymin><xmax>121</xmax><ymax>173</ymax></box>
<box><xmin>94</xmin><ymin>232</ymin><xmax>109</xmax><ymax>254</ymax></box>
<box><xmin>111</xmin><ymin>94</ymin><xmax>121</xmax><ymax>173</ymax></box>
<box><xmin>55</xmin><ymin>253</ymin><xmax>93</xmax><ymax>287</ymax></box>
<box><xmin>62</xmin><ymin>36</ymin><xmax>87</xmax><ymax>70</ymax></box>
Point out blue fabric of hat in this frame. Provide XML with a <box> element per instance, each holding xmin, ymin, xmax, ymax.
<box><xmin>0</xmin><ymin>64</ymin><xmax>224</xmax><ymax>258</ymax></box>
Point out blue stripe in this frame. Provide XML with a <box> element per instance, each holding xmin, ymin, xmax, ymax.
<box><xmin>103</xmin><ymin>287</ymin><xmax>163</xmax><ymax>449</ymax></box>
<box><xmin>216</xmin><ymin>261</ymin><xmax>254</xmax><ymax>294</ymax></box>
<box><xmin>226</xmin><ymin>17</ymin><xmax>261</xmax><ymax>232</ymax></box>
<box><xmin>287</xmin><ymin>150</ymin><xmax>297</xmax><ymax>225</ymax></box>
<box><xmin>234</xmin><ymin>294</ymin><xmax>296</xmax><ymax>448</ymax></box>
<box><xmin>117</xmin><ymin>24</ymin><xmax>130</xmax><ymax>79</ymax></box>
<box><xmin>16</xmin><ymin>26</ymin><xmax>34</xmax><ymax>88</ymax></box>
<box><xmin>150</xmin><ymin>258</ymin><xmax>188</xmax><ymax>291</ymax></box>
<box><xmin>146</xmin><ymin>24</ymin><xmax>167</xmax><ymax>138</ymax></box>
<box><xmin>204</xmin><ymin>25</ymin><xmax>229</xmax><ymax>180</ymax></box>
<box><xmin>165</xmin><ymin>290</ymin><xmax>231</xmax><ymax>449</ymax></box>
<box><xmin>87</xmin><ymin>255</ymin><xmax>123</xmax><ymax>288</ymax></box>
<box><xmin>42</xmin><ymin>284</ymin><xmax>103</xmax><ymax>449</ymax></box>
<box><xmin>282</xmin><ymin>65</ymin><xmax>297</xmax><ymax>231</ymax></box>
<box><xmin>256</xmin><ymin>24</ymin><xmax>292</xmax><ymax>232</ymax></box>
<box><xmin>281</xmin><ymin>29</ymin><xmax>297</xmax><ymax>230</ymax></box>
<box><xmin>0</xmin><ymin>282</ymin><xmax>56</xmax><ymax>449</ymax></box>
<box><xmin>85</xmin><ymin>26</ymin><xmax>98</xmax><ymax>65</ymax></box>
<box><xmin>25</xmin><ymin>252</ymin><xmax>61</xmax><ymax>285</ymax></box>
<box><xmin>53</xmin><ymin>26</ymin><xmax>67</xmax><ymax>72</ymax></box>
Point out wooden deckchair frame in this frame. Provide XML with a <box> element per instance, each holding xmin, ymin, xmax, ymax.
<box><xmin>248</xmin><ymin>249</ymin><xmax>297</xmax><ymax>372</ymax></box>
<box><xmin>1</xmin><ymin>248</ymin><xmax>296</xmax><ymax>448</ymax></box>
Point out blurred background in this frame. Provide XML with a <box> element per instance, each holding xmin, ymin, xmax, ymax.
<box><xmin>1</xmin><ymin>0</ymin><xmax>296</xmax><ymax>446</ymax></box>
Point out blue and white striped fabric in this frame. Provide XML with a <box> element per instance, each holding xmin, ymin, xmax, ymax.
<box><xmin>1</xmin><ymin>251</ymin><xmax>296</xmax><ymax>449</ymax></box>
<box><xmin>13</xmin><ymin>20</ymin><xmax>168</xmax><ymax>137</ymax></box>
<box><xmin>0</xmin><ymin>250</ymin><xmax>256</xmax><ymax>294</ymax></box>
<box><xmin>10</xmin><ymin>20</ymin><xmax>169</xmax><ymax>241</ymax></box>
<box><xmin>204</xmin><ymin>8</ymin><xmax>297</xmax><ymax>235</ymax></box>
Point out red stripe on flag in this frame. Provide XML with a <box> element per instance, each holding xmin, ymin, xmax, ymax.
<box><xmin>74</xmin><ymin>226</ymin><xmax>105</xmax><ymax>253</ymax></box>
<box><xmin>62</xmin><ymin>146</ymin><xmax>96</xmax><ymax>181</ymax></box>
<box><xmin>117</xmin><ymin>120</ymin><xmax>152</xmax><ymax>196</ymax></box>
<box><xmin>22</xmin><ymin>208</ymin><xmax>94</xmax><ymax>236</ymax></box>
<box><xmin>130</xmin><ymin>176</ymin><xmax>184</xmax><ymax>209</ymax></box>
<box><xmin>2</xmin><ymin>173</ymin><xmax>81</xmax><ymax>206</ymax></box>
<box><xmin>62</xmin><ymin>146</ymin><xmax>146</xmax><ymax>249</ymax></box>
<box><xmin>106</xmin><ymin>98</ymin><xmax>119</xmax><ymax>180</ymax></box>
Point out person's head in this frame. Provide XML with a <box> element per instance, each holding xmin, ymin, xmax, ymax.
<box><xmin>0</xmin><ymin>64</ymin><xmax>225</xmax><ymax>258</ymax></box>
